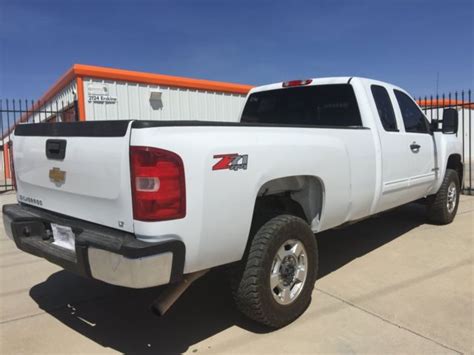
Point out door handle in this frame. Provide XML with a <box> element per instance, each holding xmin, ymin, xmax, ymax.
<box><xmin>410</xmin><ymin>142</ymin><xmax>421</xmax><ymax>153</ymax></box>
<box><xmin>46</xmin><ymin>139</ymin><xmax>67</xmax><ymax>160</ymax></box>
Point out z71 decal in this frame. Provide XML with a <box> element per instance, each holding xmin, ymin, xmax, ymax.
<box><xmin>213</xmin><ymin>154</ymin><xmax>248</xmax><ymax>171</ymax></box>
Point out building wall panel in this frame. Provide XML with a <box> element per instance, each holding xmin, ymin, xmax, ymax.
<box><xmin>83</xmin><ymin>78</ymin><xmax>247</xmax><ymax>122</ymax></box>
<box><xmin>29</xmin><ymin>80</ymin><xmax>77</xmax><ymax>122</ymax></box>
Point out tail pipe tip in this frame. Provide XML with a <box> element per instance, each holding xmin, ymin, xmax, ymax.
<box><xmin>151</xmin><ymin>269</ymin><xmax>209</xmax><ymax>316</ymax></box>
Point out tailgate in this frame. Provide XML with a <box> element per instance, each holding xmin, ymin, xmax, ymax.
<box><xmin>13</xmin><ymin>121</ymin><xmax>134</xmax><ymax>232</ymax></box>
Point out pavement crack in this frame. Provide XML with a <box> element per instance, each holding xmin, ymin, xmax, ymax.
<box><xmin>0</xmin><ymin>293</ymin><xmax>114</xmax><ymax>325</ymax></box>
<box><xmin>315</xmin><ymin>287</ymin><xmax>463</xmax><ymax>354</ymax></box>
<box><xmin>0</xmin><ymin>310</ymin><xmax>47</xmax><ymax>325</ymax></box>
<box><xmin>0</xmin><ymin>259</ymin><xmax>44</xmax><ymax>268</ymax></box>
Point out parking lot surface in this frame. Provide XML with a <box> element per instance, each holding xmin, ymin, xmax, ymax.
<box><xmin>0</xmin><ymin>192</ymin><xmax>472</xmax><ymax>354</ymax></box>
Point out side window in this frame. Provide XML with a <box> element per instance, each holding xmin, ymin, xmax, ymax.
<box><xmin>394</xmin><ymin>90</ymin><xmax>430</xmax><ymax>133</ymax></box>
<box><xmin>371</xmin><ymin>85</ymin><xmax>398</xmax><ymax>131</ymax></box>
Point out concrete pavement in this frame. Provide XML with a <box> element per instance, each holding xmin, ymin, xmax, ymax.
<box><xmin>0</xmin><ymin>191</ymin><xmax>472</xmax><ymax>354</ymax></box>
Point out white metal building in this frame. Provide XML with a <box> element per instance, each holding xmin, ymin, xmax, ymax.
<box><xmin>23</xmin><ymin>64</ymin><xmax>253</xmax><ymax>123</ymax></box>
<box><xmin>1</xmin><ymin>64</ymin><xmax>253</xmax><ymax>181</ymax></box>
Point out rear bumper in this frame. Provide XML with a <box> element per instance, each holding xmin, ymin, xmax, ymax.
<box><xmin>2</xmin><ymin>203</ymin><xmax>185</xmax><ymax>288</ymax></box>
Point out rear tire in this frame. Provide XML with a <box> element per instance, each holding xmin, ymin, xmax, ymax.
<box><xmin>426</xmin><ymin>169</ymin><xmax>460</xmax><ymax>224</ymax></box>
<box><xmin>231</xmin><ymin>215</ymin><xmax>318</xmax><ymax>328</ymax></box>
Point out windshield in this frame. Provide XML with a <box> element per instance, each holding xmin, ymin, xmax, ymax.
<box><xmin>241</xmin><ymin>84</ymin><xmax>362</xmax><ymax>127</ymax></box>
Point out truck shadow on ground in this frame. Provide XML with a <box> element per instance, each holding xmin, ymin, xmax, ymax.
<box><xmin>29</xmin><ymin>203</ymin><xmax>428</xmax><ymax>354</ymax></box>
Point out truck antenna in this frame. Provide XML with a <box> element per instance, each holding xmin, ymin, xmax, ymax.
<box><xmin>436</xmin><ymin>71</ymin><xmax>439</xmax><ymax>96</ymax></box>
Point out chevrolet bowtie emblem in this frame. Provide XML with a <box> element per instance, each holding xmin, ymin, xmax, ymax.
<box><xmin>49</xmin><ymin>167</ymin><xmax>66</xmax><ymax>186</ymax></box>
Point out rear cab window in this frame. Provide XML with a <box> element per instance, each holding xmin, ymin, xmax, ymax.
<box><xmin>394</xmin><ymin>90</ymin><xmax>430</xmax><ymax>134</ymax></box>
<box><xmin>371</xmin><ymin>85</ymin><xmax>398</xmax><ymax>131</ymax></box>
<box><xmin>241</xmin><ymin>84</ymin><xmax>363</xmax><ymax>127</ymax></box>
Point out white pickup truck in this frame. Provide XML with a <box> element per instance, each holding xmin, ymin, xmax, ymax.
<box><xmin>3</xmin><ymin>77</ymin><xmax>463</xmax><ymax>328</ymax></box>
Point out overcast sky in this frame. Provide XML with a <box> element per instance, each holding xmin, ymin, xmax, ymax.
<box><xmin>1</xmin><ymin>0</ymin><xmax>473</xmax><ymax>100</ymax></box>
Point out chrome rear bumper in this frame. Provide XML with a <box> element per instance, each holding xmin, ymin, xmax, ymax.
<box><xmin>2</xmin><ymin>203</ymin><xmax>185</xmax><ymax>288</ymax></box>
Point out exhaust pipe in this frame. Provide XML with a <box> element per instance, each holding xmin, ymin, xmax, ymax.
<box><xmin>151</xmin><ymin>269</ymin><xmax>209</xmax><ymax>316</ymax></box>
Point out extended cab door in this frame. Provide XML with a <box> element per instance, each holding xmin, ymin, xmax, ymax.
<box><xmin>371</xmin><ymin>85</ymin><xmax>435</xmax><ymax>212</ymax></box>
<box><xmin>393</xmin><ymin>89</ymin><xmax>436</xmax><ymax>197</ymax></box>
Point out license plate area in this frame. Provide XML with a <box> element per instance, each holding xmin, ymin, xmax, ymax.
<box><xmin>51</xmin><ymin>223</ymin><xmax>75</xmax><ymax>251</ymax></box>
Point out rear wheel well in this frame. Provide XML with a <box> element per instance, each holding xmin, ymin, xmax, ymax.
<box><xmin>242</xmin><ymin>176</ymin><xmax>324</xmax><ymax>259</ymax></box>
<box><xmin>254</xmin><ymin>176</ymin><xmax>323</xmax><ymax>224</ymax></box>
<box><xmin>253</xmin><ymin>193</ymin><xmax>307</xmax><ymax>225</ymax></box>
<box><xmin>447</xmin><ymin>154</ymin><xmax>463</xmax><ymax>187</ymax></box>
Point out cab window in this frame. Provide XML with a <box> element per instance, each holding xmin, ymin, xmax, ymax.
<box><xmin>371</xmin><ymin>85</ymin><xmax>398</xmax><ymax>131</ymax></box>
<box><xmin>394</xmin><ymin>90</ymin><xmax>430</xmax><ymax>133</ymax></box>
<box><xmin>241</xmin><ymin>84</ymin><xmax>362</xmax><ymax>127</ymax></box>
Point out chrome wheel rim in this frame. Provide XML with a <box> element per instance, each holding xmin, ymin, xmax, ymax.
<box><xmin>270</xmin><ymin>239</ymin><xmax>308</xmax><ymax>305</ymax></box>
<box><xmin>447</xmin><ymin>182</ymin><xmax>457</xmax><ymax>214</ymax></box>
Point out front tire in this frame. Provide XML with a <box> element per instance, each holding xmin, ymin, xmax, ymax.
<box><xmin>427</xmin><ymin>169</ymin><xmax>460</xmax><ymax>224</ymax></box>
<box><xmin>232</xmin><ymin>215</ymin><xmax>318</xmax><ymax>328</ymax></box>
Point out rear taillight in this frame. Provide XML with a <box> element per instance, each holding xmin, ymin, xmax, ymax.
<box><xmin>9</xmin><ymin>142</ymin><xmax>16</xmax><ymax>190</ymax></box>
<box><xmin>130</xmin><ymin>146</ymin><xmax>186</xmax><ymax>221</ymax></box>
<box><xmin>282</xmin><ymin>79</ymin><xmax>313</xmax><ymax>88</ymax></box>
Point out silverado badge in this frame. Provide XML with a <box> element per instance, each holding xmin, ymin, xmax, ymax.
<box><xmin>49</xmin><ymin>167</ymin><xmax>66</xmax><ymax>186</ymax></box>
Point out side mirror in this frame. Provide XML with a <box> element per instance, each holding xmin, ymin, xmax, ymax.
<box><xmin>442</xmin><ymin>108</ymin><xmax>458</xmax><ymax>134</ymax></box>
